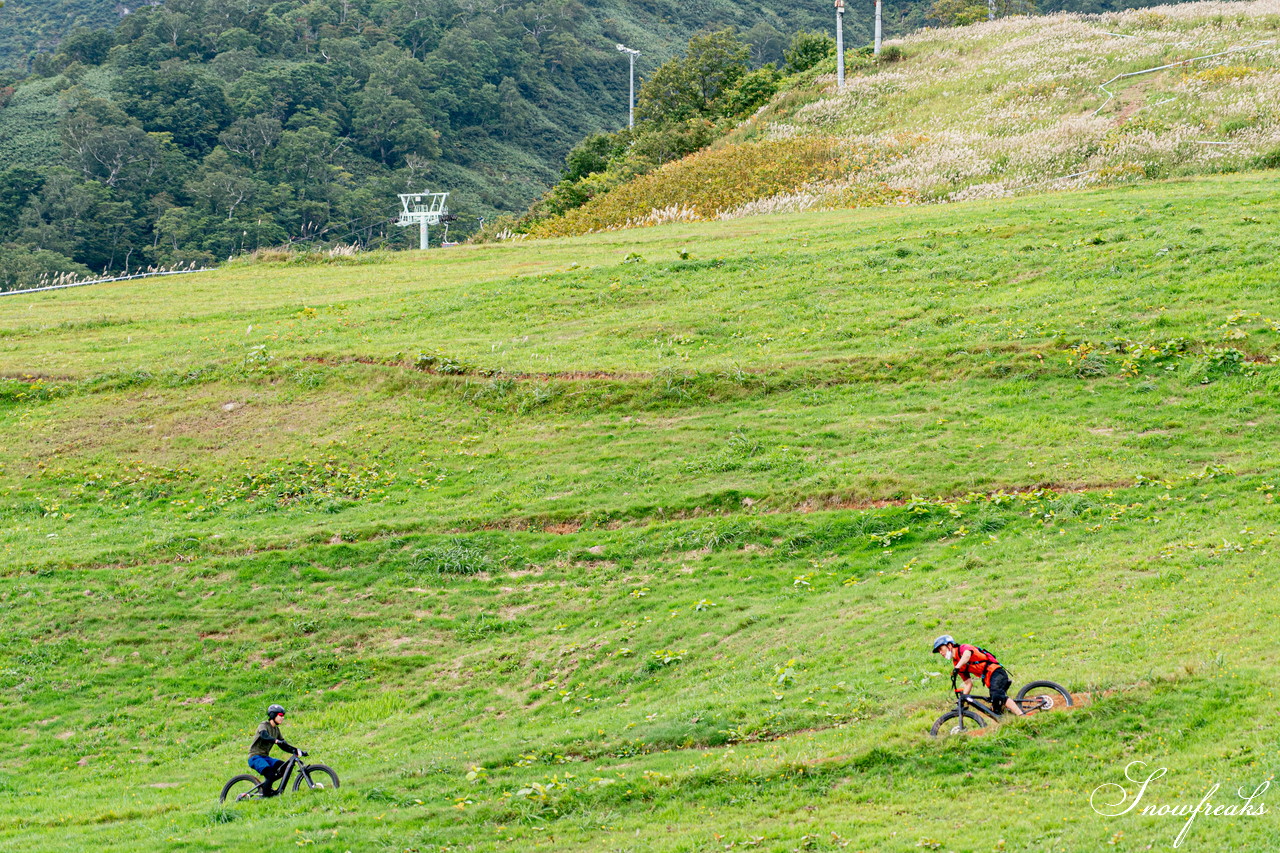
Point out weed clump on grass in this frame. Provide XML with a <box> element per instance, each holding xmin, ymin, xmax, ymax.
<box><xmin>456</xmin><ymin>613</ymin><xmax>524</xmax><ymax>641</ymax></box>
<box><xmin>1253</xmin><ymin>146</ymin><xmax>1280</xmax><ymax>169</ymax></box>
<box><xmin>645</xmin><ymin>649</ymin><xmax>687</xmax><ymax>671</ymax></box>
<box><xmin>412</xmin><ymin>539</ymin><xmax>492</xmax><ymax>576</ymax></box>
<box><xmin>206</xmin><ymin>808</ymin><xmax>239</xmax><ymax>825</ymax></box>
<box><xmin>0</xmin><ymin>378</ymin><xmax>62</xmax><ymax>405</ymax></box>
<box><xmin>414</xmin><ymin>351</ymin><xmax>472</xmax><ymax>375</ymax></box>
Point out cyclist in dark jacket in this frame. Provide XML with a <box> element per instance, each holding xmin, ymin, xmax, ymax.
<box><xmin>933</xmin><ymin>635</ymin><xmax>1023</xmax><ymax>716</ymax></box>
<box><xmin>248</xmin><ymin>704</ymin><xmax>303</xmax><ymax>795</ymax></box>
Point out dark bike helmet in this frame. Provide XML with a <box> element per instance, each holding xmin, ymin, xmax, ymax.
<box><xmin>932</xmin><ymin>635</ymin><xmax>955</xmax><ymax>653</ymax></box>
<box><xmin>267</xmin><ymin>703</ymin><xmax>286</xmax><ymax>719</ymax></box>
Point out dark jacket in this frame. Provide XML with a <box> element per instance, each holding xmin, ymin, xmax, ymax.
<box><xmin>248</xmin><ymin>719</ymin><xmax>298</xmax><ymax>758</ymax></box>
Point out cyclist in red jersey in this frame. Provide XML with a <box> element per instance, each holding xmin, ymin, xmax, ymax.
<box><xmin>932</xmin><ymin>635</ymin><xmax>1023</xmax><ymax>716</ymax></box>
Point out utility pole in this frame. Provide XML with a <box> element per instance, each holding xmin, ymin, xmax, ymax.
<box><xmin>875</xmin><ymin>0</ymin><xmax>883</xmax><ymax>56</ymax></box>
<box><xmin>616</xmin><ymin>44</ymin><xmax>640</xmax><ymax>128</ymax></box>
<box><xmin>834</xmin><ymin>0</ymin><xmax>845</xmax><ymax>89</ymax></box>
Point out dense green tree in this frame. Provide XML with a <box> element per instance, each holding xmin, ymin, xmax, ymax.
<box><xmin>268</xmin><ymin>126</ymin><xmax>347</xmax><ymax>189</ymax></box>
<box><xmin>497</xmin><ymin>76</ymin><xmax>536</xmax><ymax>141</ymax></box>
<box><xmin>213</xmin><ymin>27</ymin><xmax>260</xmax><ymax>53</ymax></box>
<box><xmin>0</xmin><ymin>243</ymin><xmax>91</xmax><ymax>290</ymax></box>
<box><xmin>628</xmin><ymin>118</ymin><xmax>718</xmax><ymax>166</ymax></box>
<box><xmin>543</xmin><ymin>31</ymin><xmax>583</xmax><ymax>73</ymax></box>
<box><xmin>683</xmin><ymin>28</ymin><xmax>750</xmax><ymax>110</ymax></box>
<box><xmin>744</xmin><ymin>21</ymin><xmax>787</xmax><ymax>68</ymax></box>
<box><xmin>720</xmin><ymin>64</ymin><xmax>782</xmax><ymax>118</ymax></box>
<box><xmin>58</xmin><ymin>26</ymin><xmax>114</xmax><ymax>65</ymax></box>
<box><xmin>61</xmin><ymin>101</ymin><xmax>161</xmax><ymax>188</ymax></box>
<box><xmin>218</xmin><ymin>115</ymin><xmax>282</xmax><ymax>169</ymax></box>
<box><xmin>636</xmin><ymin>27</ymin><xmax>749</xmax><ymax>124</ymax></box>
<box><xmin>226</xmin><ymin>63</ymin><xmax>338</xmax><ymax>123</ymax></box>
<box><xmin>89</xmin><ymin>198</ymin><xmax>147</xmax><ymax>269</ymax></box>
<box><xmin>351</xmin><ymin>83</ymin><xmax>439</xmax><ymax>165</ymax></box>
<box><xmin>15</xmin><ymin>169</ymin><xmax>118</xmax><ymax>270</ymax></box>
<box><xmin>926</xmin><ymin>0</ymin><xmax>992</xmax><ymax>25</ymax></box>
<box><xmin>115</xmin><ymin>65</ymin><xmax>232</xmax><ymax>154</ymax></box>
<box><xmin>187</xmin><ymin>148</ymin><xmax>264</xmax><ymax>219</ymax></box>
<box><xmin>0</xmin><ymin>167</ymin><xmax>45</xmax><ymax>235</ymax></box>
<box><xmin>783</xmin><ymin>31</ymin><xmax>835</xmax><ymax>74</ymax></box>
<box><xmin>927</xmin><ymin>0</ymin><xmax>1037</xmax><ymax>25</ymax></box>
<box><xmin>563</xmin><ymin>132</ymin><xmax>629</xmax><ymax>183</ymax></box>
<box><xmin>153</xmin><ymin>205</ymin><xmax>212</xmax><ymax>264</ymax></box>
<box><xmin>636</xmin><ymin>58</ymin><xmax>701</xmax><ymax>125</ymax></box>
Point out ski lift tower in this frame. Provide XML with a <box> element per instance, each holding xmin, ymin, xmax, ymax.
<box><xmin>397</xmin><ymin>191</ymin><xmax>450</xmax><ymax>250</ymax></box>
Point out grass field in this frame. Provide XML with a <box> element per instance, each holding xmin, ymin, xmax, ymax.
<box><xmin>2</xmin><ymin>171</ymin><xmax>1280</xmax><ymax>851</ymax></box>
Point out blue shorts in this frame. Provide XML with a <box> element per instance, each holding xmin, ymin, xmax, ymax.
<box><xmin>248</xmin><ymin>755</ymin><xmax>284</xmax><ymax>777</ymax></box>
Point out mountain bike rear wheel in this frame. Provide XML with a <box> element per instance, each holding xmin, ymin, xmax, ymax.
<box><xmin>219</xmin><ymin>774</ymin><xmax>265</xmax><ymax>803</ymax></box>
<box><xmin>1016</xmin><ymin>680</ymin><xmax>1073</xmax><ymax>711</ymax></box>
<box><xmin>929</xmin><ymin>709</ymin><xmax>988</xmax><ymax>737</ymax></box>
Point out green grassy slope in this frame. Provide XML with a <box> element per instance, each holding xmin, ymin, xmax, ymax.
<box><xmin>2</xmin><ymin>172</ymin><xmax>1280</xmax><ymax>851</ymax></box>
<box><xmin>0</xmin><ymin>66</ymin><xmax>115</xmax><ymax>168</ymax></box>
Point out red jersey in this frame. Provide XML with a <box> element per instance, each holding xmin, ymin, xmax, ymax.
<box><xmin>954</xmin><ymin>644</ymin><xmax>1001</xmax><ymax>687</ymax></box>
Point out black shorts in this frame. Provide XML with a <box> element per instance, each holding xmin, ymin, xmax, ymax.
<box><xmin>988</xmin><ymin>667</ymin><xmax>1011</xmax><ymax>713</ymax></box>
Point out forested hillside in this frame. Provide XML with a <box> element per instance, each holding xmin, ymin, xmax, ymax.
<box><xmin>0</xmin><ymin>0</ymin><xmax>838</xmax><ymax>289</ymax></box>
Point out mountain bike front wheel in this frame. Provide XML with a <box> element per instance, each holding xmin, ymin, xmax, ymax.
<box><xmin>929</xmin><ymin>709</ymin><xmax>988</xmax><ymax>737</ymax></box>
<box><xmin>293</xmin><ymin>763</ymin><xmax>340</xmax><ymax>791</ymax></box>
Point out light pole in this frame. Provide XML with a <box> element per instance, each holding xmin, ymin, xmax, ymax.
<box><xmin>875</xmin><ymin>0</ymin><xmax>883</xmax><ymax>56</ymax></box>
<box><xmin>616</xmin><ymin>44</ymin><xmax>640</xmax><ymax>128</ymax></box>
<box><xmin>834</xmin><ymin>0</ymin><xmax>845</xmax><ymax>89</ymax></box>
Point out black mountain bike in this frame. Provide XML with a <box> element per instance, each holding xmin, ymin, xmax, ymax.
<box><xmin>930</xmin><ymin>672</ymin><xmax>1072</xmax><ymax>736</ymax></box>
<box><xmin>219</xmin><ymin>752</ymin><xmax>340</xmax><ymax>802</ymax></box>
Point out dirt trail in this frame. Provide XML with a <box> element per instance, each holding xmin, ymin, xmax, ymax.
<box><xmin>1113</xmin><ymin>76</ymin><xmax>1164</xmax><ymax>124</ymax></box>
<box><xmin>476</xmin><ymin>480</ymin><xmax>1134</xmax><ymax>535</ymax></box>
<box><xmin>301</xmin><ymin>354</ymin><xmax>648</xmax><ymax>381</ymax></box>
